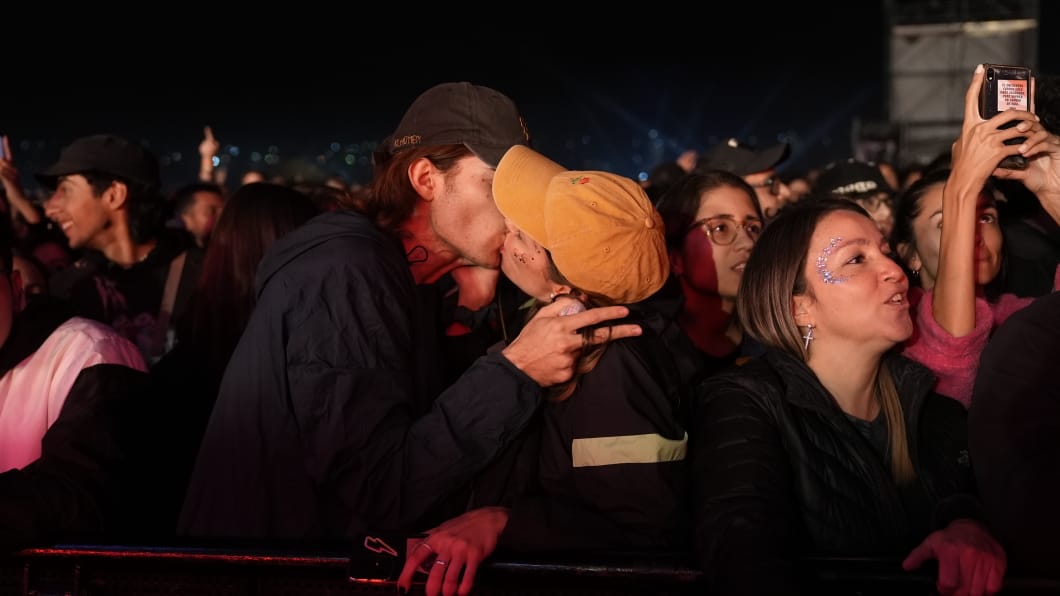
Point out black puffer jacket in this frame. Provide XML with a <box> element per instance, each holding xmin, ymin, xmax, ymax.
<box><xmin>690</xmin><ymin>348</ymin><xmax>979</xmax><ymax>595</ymax></box>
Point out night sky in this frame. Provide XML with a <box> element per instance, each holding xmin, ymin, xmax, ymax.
<box><xmin>5</xmin><ymin>3</ymin><xmax>1056</xmax><ymax>191</ymax></box>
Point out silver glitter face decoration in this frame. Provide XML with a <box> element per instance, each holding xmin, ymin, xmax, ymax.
<box><xmin>816</xmin><ymin>236</ymin><xmax>850</xmax><ymax>285</ymax></box>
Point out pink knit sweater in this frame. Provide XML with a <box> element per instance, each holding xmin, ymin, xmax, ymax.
<box><xmin>901</xmin><ymin>286</ymin><xmax>1033</xmax><ymax>408</ymax></box>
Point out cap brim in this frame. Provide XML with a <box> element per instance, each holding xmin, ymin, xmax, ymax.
<box><xmin>492</xmin><ymin>146</ymin><xmax>566</xmax><ymax>245</ymax></box>
<box><xmin>467</xmin><ymin>142</ymin><xmax>521</xmax><ymax>169</ymax></box>
<box><xmin>748</xmin><ymin>142</ymin><xmax>791</xmax><ymax>174</ymax></box>
<box><xmin>34</xmin><ymin>160</ymin><xmax>84</xmax><ymax>188</ymax></box>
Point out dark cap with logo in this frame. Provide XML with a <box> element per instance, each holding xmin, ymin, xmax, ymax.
<box><xmin>36</xmin><ymin>134</ymin><xmax>161</xmax><ymax>189</ymax></box>
<box><xmin>697</xmin><ymin>137</ymin><xmax>791</xmax><ymax>177</ymax></box>
<box><xmin>815</xmin><ymin>158</ymin><xmax>894</xmax><ymax>198</ymax></box>
<box><xmin>380</xmin><ymin>82</ymin><xmax>531</xmax><ymax>168</ymax></box>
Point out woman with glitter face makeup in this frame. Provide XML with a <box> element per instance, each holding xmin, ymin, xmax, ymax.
<box><xmin>689</xmin><ymin>197</ymin><xmax>1006</xmax><ymax>596</ymax></box>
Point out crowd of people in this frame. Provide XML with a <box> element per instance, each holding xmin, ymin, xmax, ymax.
<box><xmin>1</xmin><ymin>64</ymin><xmax>1059</xmax><ymax>596</ymax></box>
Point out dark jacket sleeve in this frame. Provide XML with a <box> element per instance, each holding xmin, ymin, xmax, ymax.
<box><xmin>285</xmin><ymin>250</ymin><xmax>543</xmax><ymax>530</ymax></box>
<box><xmin>690</xmin><ymin>375</ymin><xmax>803</xmax><ymax>596</ymax></box>
<box><xmin>184</xmin><ymin>235</ymin><xmax>543</xmax><ymax>536</ymax></box>
<box><xmin>0</xmin><ymin>364</ymin><xmax>149</xmax><ymax>553</ymax></box>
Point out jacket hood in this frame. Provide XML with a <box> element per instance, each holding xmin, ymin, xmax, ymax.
<box><xmin>254</xmin><ymin>211</ymin><xmax>399</xmax><ymax>297</ymax></box>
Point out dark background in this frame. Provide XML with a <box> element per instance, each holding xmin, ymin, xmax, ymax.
<box><xmin>4</xmin><ymin>3</ymin><xmax>1056</xmax><ymax>191</ymax></box>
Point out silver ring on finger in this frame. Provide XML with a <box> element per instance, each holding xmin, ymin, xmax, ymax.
<box><xmin>434</xmin><ymin>559</ymin><xmax>449</xmax><ymax>566</ymax></box>
<box><xmin>414</xmin><ymin>541</ymin><xmax>434</xmax><ymax>555</ymax></box>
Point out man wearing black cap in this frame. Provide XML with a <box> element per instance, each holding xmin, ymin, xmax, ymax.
<box><xmin>696</xmin><ymin>137</ymin><xmax>793</xmax><ymax>220</ymax></box>
<box><xmin>37</xmin><ymin>134</ymin><xmax>195</xmax><ymax>362</ymax></box>
<box><xmin>814</xmin><ymin>158</ymin><xmax>896</xmax><ymax>237</ymax></box>
<box><xmin>179</xmin><ymin>82</ymin><xmax>642</xmax><ymax>540</ymax></box>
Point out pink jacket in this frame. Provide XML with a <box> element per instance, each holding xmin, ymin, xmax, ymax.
<box><xmin>902</xmin><ymin>287</ymin><xmax>1033</xmax><ymax>408</ymax></box>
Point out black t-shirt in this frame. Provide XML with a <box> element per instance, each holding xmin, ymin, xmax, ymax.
<box><xmin>47</xmin><ymin>229</ymin><xmax>193</xmax><ymax>360</ymax></box>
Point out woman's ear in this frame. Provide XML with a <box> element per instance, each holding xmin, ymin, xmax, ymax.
<box><xmin>669</xmin><ymin>250</ymin><xmax>684</xmax><ymax>276</ymax></box>
<box><xmin>896</xmin><ymin>241</ymin><xmax>919</xmax><ymax>271</ymax></box>
<box><xmin>791</xmin><ymin>294</ymin><xmax>815</xmax><ymax>327</ymax></box>
<box><xmin>908</xmin><ymin>252</ymin><xmax>923</xmax><ymax>274</ymax></box>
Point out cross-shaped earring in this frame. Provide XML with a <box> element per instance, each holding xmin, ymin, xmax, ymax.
<box><xmin>802</xmin><ymin>324</ymin><xmax>815</xmax><ymax>351</ymax></box>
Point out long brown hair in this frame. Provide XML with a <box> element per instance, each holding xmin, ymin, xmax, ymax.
<box><xmin>737</xmin><ymin>197</ymin><xmax>915</xmax><ymax>484</ymax></box>
<box><xmin>185</xmin><ymin>182</ymin><xmax>320</xmax><ymax>373</ymax></box>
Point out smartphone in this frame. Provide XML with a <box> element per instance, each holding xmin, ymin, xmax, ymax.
<box><xmin>978</xmin><ymin>64</ymin><xmax>1033</xmax><ymax>170</ymax></box>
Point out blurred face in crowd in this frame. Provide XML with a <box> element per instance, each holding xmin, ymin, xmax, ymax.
<box><xmin>181</xmin><ymin>190</ymin><xmax>225</xmax><ymax>247</ymax></box>
<box><xmin>32</xmin><ymin>241</ymin><xmax>72</xmax><ymax>274</ymax></box>
<box><xmin>44</xmin><ymin>174</ymin><xmax>112</xmax><ymax>250</ymax></box>
<box><xmin>429</xmin><ymin>155</ymin><xmax>507</xmax><ymax>269</ymax></box>
<box><xmin>744</xmin><ymin>169</ymin><xmax>792</xmax><ymax>220</ymax></box>
<box><xmin>673</xmin><ymin>182</ymin><xmax>762</xmax><ymax>312</ymax></box>
<box><xmin>854</xmin><ymin>192</ymin><xmax>895</xmax><ymax>238</ymax></box>
<box><xmin>500</xmin><ymin>219</ymin><xmax>559</xmax><ymax>302</ymax></box>
<box><xmin>903</xmin><ymin>182</ymin><xmax>1002</xmax><ymax>290</ymax></box>
<box><xmin>795</xmin><ymin>210</ymin><xmax>912</xmax><ymax>358</ymax></box>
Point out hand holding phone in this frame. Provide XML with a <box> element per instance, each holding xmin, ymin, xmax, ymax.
<box><xmin>978</xmin><ymin>64</ymin><xmax>1034</xmax><ymax>169</ymax></box>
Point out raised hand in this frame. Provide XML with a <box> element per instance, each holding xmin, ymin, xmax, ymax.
<box><xmin>198</xmin><ymin>126</ymin><xmax>221</xmax><ymax>183</ymax></box>
<box><xmin>199</xmin><ymin>125</ymin><xmax>220</xmax><ymax>159</ymax></box>
<box><xmin>501</xmin><ymin>300</ymin><xmax>640</xmax><ymax>386</ymax></box>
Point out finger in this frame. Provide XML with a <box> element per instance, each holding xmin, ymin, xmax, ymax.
<box><xmin>1</xmin><ymin>136</ymin><xmax>10</xmax><ymax>160</ymax></box>
<box><xmin>903</xmin><ymin>541</ymin><xmax>933</xmax><ymax>571</ymax></box>
<box><xmin>425</xmin><ymin>558</ymin><xmax>448</xmax><ymax>596</ymax></box>
<box><xmin>459</xmin><ymin>554</ymin><xmax>482</xmax><ymax>596</ymax></box>
<box><xmin>396</xmin><ymin>555</ymin><xmax>419</xmax><ymax>593</ymax></box>
<box><xmin>204</xmin><ymin>125</ymin><xmax>214</xmax><ymax>140</ymax></box>
<box><xmin>985</xmin><ymin>557</ymin><xmax>1005</xmax><ymax>594</ymax></box>
<box><xmin>404</xmin><ymin>540</ymin><xmax>435</xmax><ymax>577</ymax></box>
<box><xmin>441</xmin><ymin>550</ymin><xmax>466</xmax><ymax>596</ymax></box>
<box><xmin>398</xmin><ymin>541</ymin><xmax>435</xmax><ymax>594</ymax></box>
<box><xmin>560</xmin><ymin>305</ymin><xmax>630</xmax><ymax>330</ymax></box>
<box><xmin>587</xmin><ymin>323</ymin><xmax>642</xmax><ymax>345</ymax></box>
<box><xmin>966</xmin><ymin>64</ymin><xmax>987</xmax><ymax>124</ymax></box>
<box><xmin>936</xmin><ymin>552</ymin><xmax>961</xmax><ymax>595</ymax></box>
<box><xmin>969</xmin><ymin>555</ymin><xmax>990</xmax><ymax>596</ymax></box>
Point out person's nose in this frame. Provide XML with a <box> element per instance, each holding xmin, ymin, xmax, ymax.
<box><xmin>43</xmin><ymin>192</ymin><xmax>61</xmax><ymax>219</ymax></box>
<box><xmin>881</xmin><ymin>255</ymin><xmax>906</xmax><ymax>284</ymax></box>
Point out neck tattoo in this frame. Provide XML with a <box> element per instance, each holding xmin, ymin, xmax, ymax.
<box><xmin>406</xmin><ymin>245</ymin><xmax>428</xmax><ymax>265</ymax></box>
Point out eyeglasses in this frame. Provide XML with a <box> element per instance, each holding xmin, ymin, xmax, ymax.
<box><xmin>751</xmin><ymin>177</ymin><xmax>782</xmax><ymax>196</ymax></box>
<box><xmin>688</xmin><ymin>216</ymin><xmax>763</xmax><ymax>246</ymax></box>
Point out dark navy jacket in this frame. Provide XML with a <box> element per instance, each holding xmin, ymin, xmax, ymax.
<box><xmin>178</xmin><ymin>210</ymin><xmax>541</xmax><ymax>540</ymax></box>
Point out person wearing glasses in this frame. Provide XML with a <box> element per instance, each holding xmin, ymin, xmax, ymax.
<box><xmin>815</xmin><ymin>158</ymin><xmax>897</xmax><ymax>237</ymax></box>
<box><xmin>655</xmin><ymin>169</ymin><xmax>765</xmax><ymax>375</ymax></box>
<box><xmin>695</xmin><ymin>137</ymin><xmax>793</xmax><ymax>220</ymax></box>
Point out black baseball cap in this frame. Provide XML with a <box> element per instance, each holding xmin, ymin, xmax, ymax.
<box><xmin>815</xmin><ymin>158</ymin><xmax>894</xmax><ymax>198</ymax></box>
<box><xmin>698</xmin><ymin>138</ymin><xmax>791</xmax><ymax>177</ymax></box>
<box><xmin>381</xmin><ymin>82</ymin><xmax>531</xmax><ymax>167</ymax></box>
<box><xmin>36</xmin><ymin>134</ymin><xmax>161</xmax><ymax>189</ymax></box>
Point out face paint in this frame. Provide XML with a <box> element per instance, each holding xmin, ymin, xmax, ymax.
<box><xmin>816</xmin><ymin>236</ymin><xmax>849</xmax><ymax>285</ymax></box>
